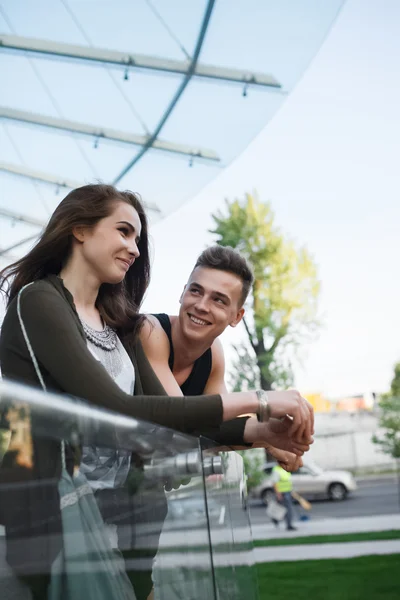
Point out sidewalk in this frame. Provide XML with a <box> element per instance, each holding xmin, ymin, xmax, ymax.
<box><xmin>355</xmin><ymin>474</ymin><xmax>397</xmax><ymax>485</ymax></box>
<box><xmin>153</xmin><ymin>538</ymin><xmax>400</xmax><ymax>569</ymax></box>
<box><xmin>251</xmin><ymin>513</ymin><xmax>400</xmax><ymax>541</ymax></box>
<box><xmin>155</xmin><ymin>516</ymin><xmax>400</xmax><ymax>567</ymax></box>
<box><xmin>249</xmin><ymin>512</ymin><xmax>400</xmax><ymax>563</ymax></box>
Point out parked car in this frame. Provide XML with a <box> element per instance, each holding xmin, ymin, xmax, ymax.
<box><xmin>251</xmin><ymin>462</ymin><xmax>357</xmax><ymax>505</ymax></box>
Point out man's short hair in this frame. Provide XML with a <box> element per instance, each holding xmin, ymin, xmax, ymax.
<box><xmin>193</xmin><ymin>245</ymin><xmax>254</xmax><ymax>306</ymax></box>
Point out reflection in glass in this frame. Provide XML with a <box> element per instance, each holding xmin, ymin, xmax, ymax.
<box><xmin>0</xmin><ymin>381</ymin><xmax>259</xmax><ymax>600</ymax></box>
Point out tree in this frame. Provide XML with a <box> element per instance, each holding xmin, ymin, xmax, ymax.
<box><xmin>210</xmin><ymin>192</ymin><xmax>320</xmax><ymax>391</ymax></box>
<box><xmin>372</xmin><ymin>395</ymin><xmax>400</xmax><ymax>459</ymax></box>
<box><xmin>372</xmin><ymin>363</ymin><xmax>400</xmax><ymax>509</ymax></box>
<box><xmin>387</xmin><ymin>362</ymin><xmax>400</xmax><ymax>398</ymax></box>
<box><xmin>372</xmin><ymin>363</ymin><xmax>400</xmax><ymax>461</ymax></box>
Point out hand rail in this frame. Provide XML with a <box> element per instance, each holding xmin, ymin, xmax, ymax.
<box><xmin>0</xmin><ymin>379</ymin><xmax>196</xmax><ymax>458</ymax></box>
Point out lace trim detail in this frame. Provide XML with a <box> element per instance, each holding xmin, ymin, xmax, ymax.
<box><xmin>60</xmin><ymin>483</ymin><xmax>93</xmax><ymax>510</ymax></box>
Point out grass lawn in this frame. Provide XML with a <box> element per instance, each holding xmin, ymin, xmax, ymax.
<box><xmin>254</xmin><ymin>529</ymin><xmax>400</xmax><ymax>547</ymax></box>
<box><xmin>256</xmin><ymin>554</ymin><xmax>400</xmax><ymax>600</ymax></box>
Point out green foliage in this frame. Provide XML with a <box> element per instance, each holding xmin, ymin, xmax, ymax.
<box><xmin>238</xmin><ymin>448</ymin><xmax>265</xmax><ymax>490</ymax></box>
<box><xmin>372</xmin><ymin>364</ymin><xmax>400</xmax><ymax>459</ymax></box>
<box><xmin>372</xmin><ymin>396</ymin><xmax>400</xmax><ymax>459</ymax></box>
<box><xmin>0</xmin><ymin>429</ymin><xmax>10</xmax><ymax>464</ymax></box>
<box><xmin>384</xmin><ymin>362</ymin><xmax>400</xmax><ymax>399</ymax></box>
<box><xmin>211</xmin><ymin>192</ymin><xmax>320</xmax><ymax>390</ymax></box>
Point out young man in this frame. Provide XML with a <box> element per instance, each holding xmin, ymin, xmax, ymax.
<box><xmin>140</xmin><ymin>245</ymin><xmax>308</xmax><ymax>468</ymax></box>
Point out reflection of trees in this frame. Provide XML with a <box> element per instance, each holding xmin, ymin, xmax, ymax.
<box><xmin>1</xmin><ymin>404</ymin><xmax>34</xmax><ymax>469</ymax></box>
<box><xmin>0</xmin><ymin>429</ymin><xmax>11</xmax><ymax>463</ymax></box>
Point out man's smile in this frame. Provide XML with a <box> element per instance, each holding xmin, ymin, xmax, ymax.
<box><xmin>188</xmin><ymin>313</ymin><xmax>211</xmax><ymax>326</ymax></box>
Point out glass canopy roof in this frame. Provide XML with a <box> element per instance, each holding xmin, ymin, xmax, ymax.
<box><xmin>0</xmin><ymin>0</ymin><xmax>345</xmax><ymax>265</ymax></box>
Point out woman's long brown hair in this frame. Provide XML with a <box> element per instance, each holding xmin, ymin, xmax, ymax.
<box><xmin>0</xmin><ymin>184</ymin><xmax>150</xmax><ymax>338</ymax></box>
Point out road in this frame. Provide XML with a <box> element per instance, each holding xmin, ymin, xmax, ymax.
<box><xmin>248</xmin><ymin>479</ymin><xmax>400</xmax><ymax>526</ymax></box>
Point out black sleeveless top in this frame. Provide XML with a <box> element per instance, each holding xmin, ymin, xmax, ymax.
<box><xmin>152</xmin><ymin>313</ymin><xmax>212</xmax><ymax>395</ymax></box>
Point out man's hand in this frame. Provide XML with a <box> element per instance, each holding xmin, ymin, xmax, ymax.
<box><xmin>266</xmin><ymin>390</ymin><xmax>314</xmax><ymax>444</ymax></box>
<box><xmin>243</xmin><ymin>416</ymin><xmax>313</xmax><ymax>456</ymax></box>
<box><xmin>264</xmin><ymin>416</ymin><xmax>313</xmax><ymax>455</ymax></box>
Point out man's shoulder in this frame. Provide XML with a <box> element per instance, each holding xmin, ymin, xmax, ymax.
<box><xmin>144</xmin><ymin>314</ymin><xmax>163</xmax><ymax>328</ymax></box>
<box><xmin>210</xmin><ymin>337</ymin><xmax>225</xmax><ymax>366</ymax></box>
<box><xmin>146</xmin><ymin>313</ymin><xmax>179</xmax><ymax>327</ymax></box>
<box><xmin>140</xmin><ymin>315</ymin><xmax>171</xmax><ymax>358</ymax></box>
<box><xmin>140</xmin><ymin>315</ymin><xmax>162</xmax><ymax>338</ymax></box>
<box><xmin>211</xmin><ymin>336</ymin><xmax>224</xmax><ymax>353</ymax></box>
<box><xmin>141</xmin><ymin>314</ymin><xmax>175</xmax><ymax>334</ymax></box>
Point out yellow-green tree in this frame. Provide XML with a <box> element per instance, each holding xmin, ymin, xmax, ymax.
<box><xmin>210</xmin><ymin>192</ymin><xmax>320</xmax><ymax>390</ymax></box>
<box><xmin>373</xmin><ymin>363</ymin><xmax>400</xmax><ymax>460</ymax></box>
<box><xmin>372</xmin><ymin>364</ymin><xmax>400</xmax><ymax>506</ymax></box>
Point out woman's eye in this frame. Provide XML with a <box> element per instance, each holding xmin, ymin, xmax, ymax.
<box><xmin>118</xmin><ymin>227</ymin><xmax>128</xmax><ymax>236</ymax></box>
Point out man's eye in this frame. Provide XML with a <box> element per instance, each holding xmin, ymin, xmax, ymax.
<box><xmin>215</xmin><ymin>298</ymin><xmax>224</xmax><ymax>304</ymax></box>
<box><xmin>190</xmin><ymin>288</ymin><xmax>200</xmax><ymax>295</ymax></box>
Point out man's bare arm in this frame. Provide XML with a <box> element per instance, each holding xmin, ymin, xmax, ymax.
<box><xmin>203</xmin><ymin>339</ymin><xmax>228</xmax><ymax>395</ymax></box>
<box><xmin>139</xmin><ymin>316</ymin><xmax>184</xmax><ymax>396</ymax></box>
<box><xmin>140</xmin><ymin>320</ymin><xmax>308</xmax><ymax>467</ymax></box>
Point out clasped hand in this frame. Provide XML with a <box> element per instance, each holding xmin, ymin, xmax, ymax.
<box><xmin>244</xmin><ymin>389</ymin><xmax>314</xmax><ymax>472</ymax></box>
<box><xmin>266</xmin><ymin>389</ymin><xmax>314</xmax><ymax>443</ymax></box>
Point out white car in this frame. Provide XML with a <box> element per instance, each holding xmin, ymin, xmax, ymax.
<box><xmin>251</xmin><ymin>462</ymin><xmax>357</xmax><ymax>505</ymax></box>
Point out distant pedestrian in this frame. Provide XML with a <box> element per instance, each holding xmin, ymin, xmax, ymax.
<box><xmin>271</xmin><ymin>464</ymin><xmax>297</xmax><ymax>531</ymax></box>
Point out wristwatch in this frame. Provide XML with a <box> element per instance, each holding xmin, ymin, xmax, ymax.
<box><xmin>256</xmin><ymin>389</ymin><xmax>271</xmax><ymax>423</ymax></box>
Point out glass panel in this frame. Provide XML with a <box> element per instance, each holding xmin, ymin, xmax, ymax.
<box><xmin>0</xmin><ymin>0</ymin><xmax>346</xmax><ymax>253</ymax></box>
<box><xmin>0</xmin><ymin>380</ymin><xmax>216</xmax><ymax>600</ymax></box>
<box><xmin>153</xmin><ymin>451</ymin><xmax>215</xmax><ymax>600</ymax></box>
<box><xmin>201</xmin><ymin>440</ymin><xmax>259</xmax><ymax>600</ymax></box>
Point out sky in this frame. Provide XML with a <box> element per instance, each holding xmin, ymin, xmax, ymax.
<box><xmin>1</xmin><ymin>0</ymin><xmax>399</xmax><ymax>398</ymax></box>
<box><xmin>142</xmin><ymin>0</ymin><xmax>400</xmax><ymax>398</ymax></box>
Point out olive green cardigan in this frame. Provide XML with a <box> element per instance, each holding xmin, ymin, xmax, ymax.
<box><xmin>0</xmin><ymin>275</ymin><xmax>249</xmax><ymax>443</ymax></box>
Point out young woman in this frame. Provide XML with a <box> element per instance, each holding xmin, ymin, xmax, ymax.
<box><xmin>0</xmin><ymin>184</ymin><xmax>313</xmax><ymax>599</ymax></box>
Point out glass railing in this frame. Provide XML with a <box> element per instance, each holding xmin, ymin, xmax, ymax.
<box><xmin>201</xmin><ymin>444</ymin><xmax>259</xmax><ymax>600</ymax></box>
<box><xmin>0</xmin><ymin>380</ymin><xmax>258</xmax><ymax>600</ymax></box>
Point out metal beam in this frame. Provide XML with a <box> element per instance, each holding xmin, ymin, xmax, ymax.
<box><xmin>0</xmin><ymin>161</ymin><xmax>82</xmax><ymax>190</ymax></box>
<box><xmin>0</xmin><ymin>207</ymin><xmax>45</xmax><ymax>228</ymax></box>
<box><xmin>0</xmin><ymin>162</ymin><xmax>161</xmax><ymax>214</ymax></box>
<box><xmin>0</xmin><ymin>234</ymin><xmax>41</xmax><ymax>257</ymax></box>
<box><xmin>114</xmin><ymin>0</ymin><xmax>218</xmax><ymax>183</ymax></box>
<box><xmin>0</xmin><ymin>33</ymin><xmax>281</xmax><ymax>89</ymax></box>
<box><xmin>0</xmin><ymin>106</ymin><xmax>220</xmax><ymax>162</ymax></box>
